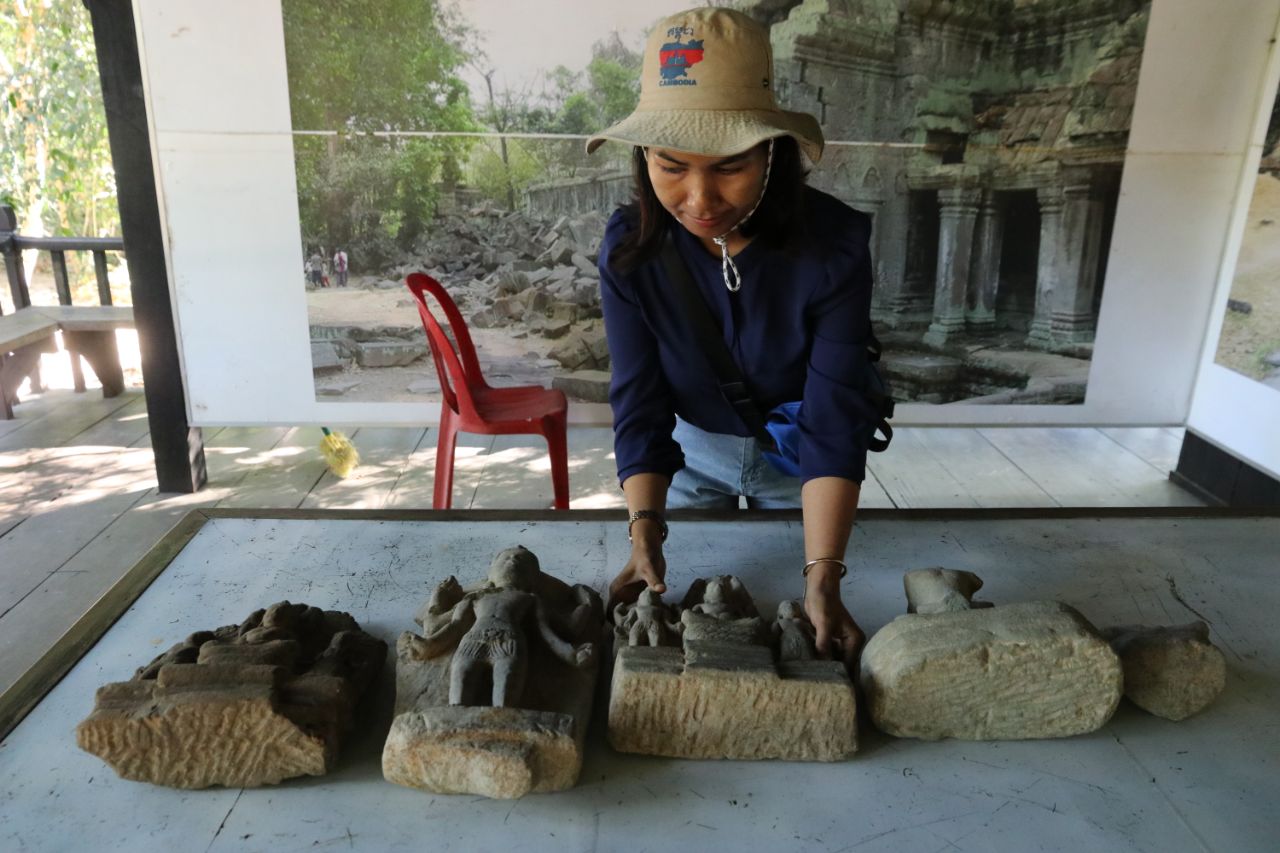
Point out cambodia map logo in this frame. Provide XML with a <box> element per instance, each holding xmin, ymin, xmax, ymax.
<box><xmin>659</xmin><ymin>26</ymin><xmax>704</xmax><ymax>86</ymax></box>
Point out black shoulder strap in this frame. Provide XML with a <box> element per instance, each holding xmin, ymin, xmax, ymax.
<box><xmin>658</xmin><ymin>234</ymin><xmax>774</xmax><ymax>446</ymax></box>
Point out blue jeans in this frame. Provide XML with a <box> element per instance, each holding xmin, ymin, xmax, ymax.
<box><xmin>669</xmin><ymin>417</ymin><xmax>803</xmax><ymax>510</ymax></box>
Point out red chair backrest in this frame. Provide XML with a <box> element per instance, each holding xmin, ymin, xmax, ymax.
<box><xmin>405</xmin><ymin>273</ymin><xmax>488</xmax><ymax>420</ymax></box>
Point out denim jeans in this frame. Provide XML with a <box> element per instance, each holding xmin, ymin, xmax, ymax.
<box><xmin>668</xmin><ymin>417</ymin><xmax>803</xmax><ymax>510</ymax></box>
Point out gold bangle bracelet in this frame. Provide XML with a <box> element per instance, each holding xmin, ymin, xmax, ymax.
<box><xmin>802</xmin><ymin>558</ymin><xmax>848</xmax><ymax>578</ymax></box>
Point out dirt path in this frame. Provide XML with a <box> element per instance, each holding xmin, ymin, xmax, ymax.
<box><xmin>1216</xmin><ymin>173</ymin><xmax>1280</xmax><ymax>380</ymax></box>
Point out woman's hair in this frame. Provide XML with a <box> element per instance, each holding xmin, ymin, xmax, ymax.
<box><xmin>609</xmin><ymin>134</ymin><xmax>809</xmax><ymax>273</ymax></box>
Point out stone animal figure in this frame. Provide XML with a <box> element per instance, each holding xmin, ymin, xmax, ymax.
<box><xmin>614</xmin><ymin>588</ymin><xmax>683</xmax><ymax>648</ymax></box>
<box><xmin>688</xmin><ymin>575</ymin><xmax>756</xmax><ymax>620</ymax></box>
<box><xmin>773</xmin><ymin>600</ymin><xmax>817</xmax><ymax>661</ymax></box>
<box><xmin>412</xmin><ymin>546</ymin><xmax>595</xmax><ymax>708</ymax></box>
<box><xmin>903</xmin><ymin>568</ymin><xmax>992</xmax><ymax>614</ymax></box>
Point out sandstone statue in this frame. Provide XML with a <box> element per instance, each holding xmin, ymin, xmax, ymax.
<box><xmin>383</xmin><ymin>546</ymin><xmax>603</xmax><ymax>799</ymax></box>
<box><xmin>609</xmin><ymin>576</ymin><xmax>857</xmax><ymax>761</ymax></box>
<box><xmin>774</xmin><ymin>600</ymin><xmax>818</xmax><ymax>662</ymax></box>
<box><xmin>1103</xmin><ymin>621</ymin><xmax>1226</xmax><ymax>721</ymax></box>
<box><xmin>613</xmin><ymin>587</ymin><xmax>682</xmax><ymax>648</ymax></box>
<box><xmin>904</xmin><ymin>567</ymin><xmax>991</xmax><ymax>614</ymax></box>
<box><xmin>862</xmin><ymin>570</ymin><xmax>1123</xmax><ymax>741</ymax></box>
<box><xmin>76</xmin><ymin>601</ymin><xmax>386</xmax><ymax>788</ymax></box>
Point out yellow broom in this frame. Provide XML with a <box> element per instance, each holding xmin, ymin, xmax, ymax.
<box><xmin>319</xmin><ymin>427</ymin><xmax>360</xmax><ymax>478</ymax></box>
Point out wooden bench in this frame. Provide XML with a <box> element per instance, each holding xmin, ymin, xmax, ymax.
<box><xmin>0</xmin><ymin>305</ymin><xmax>134</xmax><ymax>419</ymax></box>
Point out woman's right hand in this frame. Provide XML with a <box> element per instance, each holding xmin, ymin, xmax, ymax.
<box><xmin>608</xmin><ymin>522</ymin><xmax>667</xmax><ymax>610</ymax></box>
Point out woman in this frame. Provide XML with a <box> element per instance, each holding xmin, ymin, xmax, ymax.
<box><xmin>586</xmin><ymin>7</ymin><xmax>885</xmax><ymax>666</ymax></box>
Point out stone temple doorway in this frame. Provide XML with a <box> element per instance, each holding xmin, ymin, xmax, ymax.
<box><xmin>995</xmin><ymin>190</ymin><xmax>1041</xmax><ymax>333</ymax></box>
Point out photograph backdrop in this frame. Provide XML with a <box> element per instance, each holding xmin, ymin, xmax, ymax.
<box><xmin>132</xmin><ymin>0</ymin><xmax>1279</xmax><ymax>428</ymax></box>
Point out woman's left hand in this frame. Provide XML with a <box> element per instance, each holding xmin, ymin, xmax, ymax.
<box><xmin>803</xmin><ymin>563</ymin><xmax>865</xmax><ymax>672</ymax></box>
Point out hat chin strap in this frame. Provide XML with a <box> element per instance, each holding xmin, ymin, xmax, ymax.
<box><xmin>713</xmin><ymin>138</ymin><xmax>774</xmax><ymax>293</ymax></box>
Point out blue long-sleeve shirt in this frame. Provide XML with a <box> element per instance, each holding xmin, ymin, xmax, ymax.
<box><xmin>598</xmin><ymin>186</ymin><xmax>883</xmax><ymax>486</ymax></box>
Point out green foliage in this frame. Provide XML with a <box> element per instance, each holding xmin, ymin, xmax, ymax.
<box><xmin>0</xmin><ymin>2</ymin><xmax>118</xmax><ymax>239</ymax></box>
<box><xmin>465</xmin><ymin>36</ymin><xmax>640</xmax><ymax>207</ymax></box>
<box><xmin>282</xmin><ymin>0</ymin><xmax>478</xmax><ymax>263</ymax></box>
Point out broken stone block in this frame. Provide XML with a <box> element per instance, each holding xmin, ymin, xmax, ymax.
<box><xmin>861</xmin><ymin>600</ymin><xmax>1122</xmax><ymax>740</ymax></box>
<box><xmin>608</xmin><ymin>576</ymin><xmax>857</xmax><ymax>761</ymax></box>
<box><xmin>1103</xmin><ymin>622</ymin><xmax>1226</xmax><ymax>721</ymax></box>
<box><xmin>570</xmin><ymin>252</ymin><xmax>596</xmax><ymax>275</ymax></box>
<box><xmin>547</xmin><ymin>334</ymin><xmax>593</xmax><ymax>370</ymax></box>
<box><xmin>406</xmin><ymin>379</ymin><xmax>440</xmax><ymax>395</ymax></box>
<box><xmin>382</xmin><ymin>546</ymin><xmax>602</xmax><ymax>799</ymax></box>
<box><xmin>316</xmin><ymin>378</ymin><xmax>362</xmax><ymax>397</ymax></box>
<box><xmin>354</xmin><ymin>339</ymin><xmax>427</xmax><ymax>368</ymax></box>
<box><xmin>76</xmin><ymin>602</ymin><xmax>386</xmax><ymax>789</ymax></box>
<box><xmin>552</xmin><ymin>370</ymin><xmax>611</xmax><ymax>403</ymax></box>
<box><xmin>310</xmin><ymin>342</ymin><xmax>347</xmax><ymax>375</ymax></box>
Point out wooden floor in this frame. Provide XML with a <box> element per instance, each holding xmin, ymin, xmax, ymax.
<box><xmin>0</xmin><ymin>387</ymin><xmax>1200</xmax><ymax>704</ymax></box>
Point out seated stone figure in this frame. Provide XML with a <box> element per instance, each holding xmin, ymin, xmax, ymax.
<box><xmin>408</xmin><ymin>546</ymin><xmax>593</xmax><ymax>707</ymax></box>
<box><xmin>384</xmin><ymin>545</ymin><xmax>603</xmax><ymax>799</ymax></box>
<box><xmin>614</xmin><ymin>587</ymin><xmax>683</xmax><ymax>648</ymax></box>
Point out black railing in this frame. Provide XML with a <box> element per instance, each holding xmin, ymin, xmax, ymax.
<box><xmin>0</xmin><ymin>204</ymin><xmax>124</xmax><ymax>314</ymax></box>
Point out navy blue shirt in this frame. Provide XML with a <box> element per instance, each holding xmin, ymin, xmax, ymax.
<box><xmin>599</xmin><ymin>186</ymin><xmax>881</xmax><ymax>485</ymax></box>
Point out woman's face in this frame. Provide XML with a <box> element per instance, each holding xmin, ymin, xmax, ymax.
<box><xmin>645</xmin><ymin>144</ymin><xmax>769</xmax><ymax>243</ymax></box>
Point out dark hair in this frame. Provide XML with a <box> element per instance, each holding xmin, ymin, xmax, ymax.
<box><xmin>609</xmin><ymin>135</ymin><xmax>809</xmax><ymax>273</ymax></box>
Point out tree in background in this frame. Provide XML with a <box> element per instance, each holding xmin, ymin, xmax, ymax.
<box><xmin>467</xmin><ymin>34</ymin><xmax>641</xmax><ymax>208</ymax></box>
<box><xmin>282</xmin><ymin>0</ymin><xmax>478</xmax><ymax>267</ymax></box>
<box><xmin>1</xmin><ymin>1</ymin><xmax>118</xmax><ymax>244</ymax></box>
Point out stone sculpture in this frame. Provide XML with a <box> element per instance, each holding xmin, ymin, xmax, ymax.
<box><xmin>609</xmin><ymin>575</ymin><xmax>857</xmax><ymax>761</ymax></box>
<box><xmin>1103</xmin><ymin>622</ymin><xmax>1226</xmax><ymax>721</ymax></box>
<box><xmin>76</xmin><ymin>601</ymin><xmax>386</xmax><ymax>789</ymax></box>
<box><xmin>382</xmin><ymin>546</ymin><xmax>602</xmax><ymax>799</ymax></box>
<box><xmin>613</xmin><ymin>587</ymin><xmax>682</xmax><ymax>648</ymax></box>
<box><xmin>861</xmin><ymin>570</ymin><xmax>1123</xmax><ymax>740</ymax></box>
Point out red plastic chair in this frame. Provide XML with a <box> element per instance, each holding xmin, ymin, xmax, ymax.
<box><xmin>405</xmin><ymin>272</ymin><xmax>569</xmax><ymax>509</ymax></box>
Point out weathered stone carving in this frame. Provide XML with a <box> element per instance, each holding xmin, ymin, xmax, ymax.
<box><xmin>613</xmin><ymin>588</ymin><xmax>682</xmax><ymax>648</ymax></box>
<box><xmin>904</xmin><ymin>567</ymin><xmax>991</xmax><ymax>614</ymax></box>
<box><xmin>862</xmin><ymin>570</ymin><xmax>1123</xmax><ymax>741</ymax></box>
<box><xmin>609</xmin><ymin>575</ymin><xmax>857</xmax><ymax>761</ymax></box>
<box><xmin>1103</xmin><ymin>622</ymin><xmax>1226</xmax><ymax>721</ymax></box>
<box><xmin>382</xmin><ymin>546</ymin><xmax>602</xmax><ymax>799</ymax></box>
<box><xmin>76</xmin><ymin>602</ymin><xmax>386</xmax><ymax>789</ymax></box>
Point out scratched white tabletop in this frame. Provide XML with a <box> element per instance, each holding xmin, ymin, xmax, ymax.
<box><xmin>1</xmin><ymin>513</ymin><xmax>1274</xmax><ymax>853</ymax></box>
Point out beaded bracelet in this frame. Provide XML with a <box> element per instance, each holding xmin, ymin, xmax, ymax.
<box><xmin>802</xmin><ymin>558</ymin><xmax>848</xmax><ymax>578</ymax></box>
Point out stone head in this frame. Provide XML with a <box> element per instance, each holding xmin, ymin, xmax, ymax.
<box><xmin>777</xmin><ymin>600</ymin><xmax>804</xmax><ymax>621</ymax></box>
<box><xmin>637</xmin><ymin>588</ymin><xmax>663</xmax><ymax>608</ymax></box>
<box><xmin>488</xmin><ymin>545</ymin><xmax>541</xmax><ymax>591</ymax></box>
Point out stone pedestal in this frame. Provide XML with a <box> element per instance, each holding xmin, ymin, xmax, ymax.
<box><xmin>607</xmin><ymin>577</ymin><xmax>857</xmax><ymax>761</ymax></box>
<box><xmin>861</xmin><ymin>600</ymin><xmax>1122</xmax><ymax>740</ymax></box>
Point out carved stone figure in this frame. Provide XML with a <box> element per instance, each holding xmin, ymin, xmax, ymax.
<box><xmin>613</xmin><ymin>588</ymin><xmax>682</xmax><ymax>648</ymax></box>
<box><xmin>1103</xmin><ymin>621</ymin><xmax>1226</xmax><ymax>721</ymax></box>
<box><xmin>774</xmin><ymin>600</ymin><xmax>817</xmax><ymax>662</ymax></box>
<box><xmin>383</xmin><ymin>546</ymin><xmax>603</xmax><ymax>799</ymax></box>
<box><xmin>862</xmin><ymin>571</ymin><xmax>1123</xmax><ymax>741</ymax></box>
<box><xmin>904</xmin><ymin>567</ymin><xmax>991</xmax><ymax>614</ymax></box>
<box><xmin>76</xmin><ymin>602</ymin><xmax>386</xmax><ymax>788</ymax></box>
<box><xmin>609</xmin><ymin>576</ymin><xmax>857</xmax><ymax>761</ymax></box>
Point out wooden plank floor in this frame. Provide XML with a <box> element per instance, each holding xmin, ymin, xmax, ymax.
<box><xmin>0</xmin><ymin>387</ymin><xmax>1201</xmax><ymax>703</ymax></box>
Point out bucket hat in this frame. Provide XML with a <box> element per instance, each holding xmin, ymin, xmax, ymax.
<box><xmin>585</xmin><ymin>7</ymin><xmax>824</xmax><ymax>165</ymax></box>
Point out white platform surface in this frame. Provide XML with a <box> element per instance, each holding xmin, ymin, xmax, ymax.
<box><xmin>0</xmin><ymin>514</ymin><xmax>1275</xmax><ymax>852</ymax></box>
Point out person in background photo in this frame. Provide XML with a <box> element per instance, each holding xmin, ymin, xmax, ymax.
<box><xmin>587</xmin><ymin>7</ymin><xmax>889</xmax><ymax>667</ymax></box>
<box><xmin>333</xmin><ymin>247</ymin><xmax>349</xmax><ymax>287</ymax></box>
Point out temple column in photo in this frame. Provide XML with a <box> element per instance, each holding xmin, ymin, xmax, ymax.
<box><xmin>923</xmin><ymin>187</ymin><xmax>980</xmax><ymax>347</ymax></box>
<box><xmin>1028</xmin><ymin>180</ymin><xmax>1099</xmax><ymax>348</ymax></box>
<box><xmin>966</xmin><ymin>191</ymin><xmax>1004</xmax><ymax>332</ymax></box>
<box><xmin>1027</xmin><ymin>186</ymin><xmax>1065</xmax><ymax>347</ymax></box>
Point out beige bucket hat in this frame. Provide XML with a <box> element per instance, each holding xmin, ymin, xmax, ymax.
<box><xmin>585</xmin><ymin>7</ymin><xmax>824</xmax><ymax>165</ymax></box>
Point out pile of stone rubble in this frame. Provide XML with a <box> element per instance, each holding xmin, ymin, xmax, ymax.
<box><xmin>310</xmin><ymin>205</ymin><xmax>616</xmax><ymax>402</ymax></box>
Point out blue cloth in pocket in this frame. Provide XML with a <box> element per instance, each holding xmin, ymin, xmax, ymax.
<box><xmin>761</xmin><ymin>401</ymin><xmax>803</xmax><ymax>477</ymax></box>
